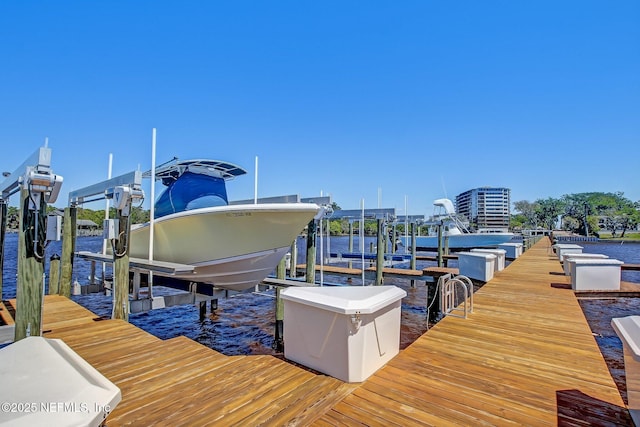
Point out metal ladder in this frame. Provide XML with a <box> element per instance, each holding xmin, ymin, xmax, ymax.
<box><xmin>438</xmin><ymin>273</ymin><xmax>474</xmax><ymax>319</ymax></box>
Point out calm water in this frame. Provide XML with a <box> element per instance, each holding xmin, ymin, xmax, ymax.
<box><xmin>2</xmin><ymin>234</ymin><xmax>640</xmax><ymax>364</ymax></box>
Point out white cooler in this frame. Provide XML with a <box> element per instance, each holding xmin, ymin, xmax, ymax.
<box><xmin>553</xmin><ymin>244</ymin><xmax>583</xmax><ymax>261</ymax></box>
<box><xmin>458</xmin><ymin>252</ymin><xmax>496</xmax><ymax>282</ymax></box>
<box><xmin>562</xmin><ymin>253</ymin><xmax>609</xmax><ymax>276</ymax></box>
<box><xmin>498</xmin><ymin>242</ymin><xmax>523</xmax><ymax>259</ymax></box>
<box><xmin>570</xmin><ymin>258</ymin><xmax>624</xmax><ymax>290</ymax></box>
<box><xmin>471</xmin><ymin>248</ymin><xmax>506</xmax><ymax>271</ymax></box>
<box><xmin>612</xmin><ymin>316</ymin><xmax>640</xmax><ymax>426</ymax></box>
<box><xmin>0</xmin><ymin>336</ymin><xmax>121</xmax><ymax>426</ymax></box>
<box><xmin>281</xmin><ymin>285</ymin><xmax>406</xmax><ymax>383</ymax></box>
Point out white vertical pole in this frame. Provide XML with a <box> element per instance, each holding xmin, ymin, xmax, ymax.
<box><xmin>319</xmin><ymin>216</ymin><xmax>323</xmax><ymax>286</ymax></box>
<box><xmin>148</xmin><ymin>128</ymin><xmax>157</xmax><ymax>295</ymax></box>
<box><xmin>102</xmin><ymin>154</ymin><xmax>113</xmax><ymax>281</ymax></box>
<box><xmin>361</xmin><ymin>198</ymin><xmax>365</xmax><ymax>285</ymax></box>
<box><xmin>405</xmin><ymin>195</ymin><xmax>408</xmax><ymax>243</ymax></box>
<box><xmin>254</xmin><ymin>156</ymin><xmax>258</xmax><ymax>204</ymax></box>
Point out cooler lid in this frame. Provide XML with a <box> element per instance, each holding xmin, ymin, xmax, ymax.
<box><xmin>281</xmin><ymin>285</ymin><xmax>407</xmax><ymax>315</ymax></box>
<box><xmin>0</xmin><ymin>336</ymin><xmax>121</xmax><ymax>426</ymax></box>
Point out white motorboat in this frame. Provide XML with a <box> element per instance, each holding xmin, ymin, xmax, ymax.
<box><xmin>127</xmin><ymin>159</ymin><xmax>320</xmax><ymax>291</ymax></box>
<box><xmin>399</xmin><ymin>198</ymin><xmax>514</xmax><ymax>251</ymax></box>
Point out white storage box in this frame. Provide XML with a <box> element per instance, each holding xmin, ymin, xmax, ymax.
<box><xmin>458</xmin><ymin>252</ymin><xmax>496</xmax><ymax>282</ymax></box>
<box><xmin>281</xmin><ymin>285</ymin><xmax>406</xmax><ymax>383</ymax></box>
<box><xmin>570</xmin><ymin>258</ymin><xmax>624</xmax><ymax>290</ymax></box>
<box><xmin>553</xmin><ymin>244</ymin><xmax>583</xmax><ymax>261</ymax></box>
<box><xmin>0</xmin><ymin>336</ymin><xmax>121</xmax><ymax>426</ymax></box>
<box><xmin>612</xmin><ymin>316</ymin><xmax>640</xmax><ymax>426</ymax></box>
<box><xmin>471</xmin><ymin>248</ymin><xmax>506</xmax><ymax>271</ymax></box>
<box><xmin>498</xmin><ymin>242</ymin><xmax>523</xmax><ymax>259</ymax></box>
<box><xmin>562</xmin><ymin>253</ymin><xmax>609</xmax><ymax>276</ymax></box>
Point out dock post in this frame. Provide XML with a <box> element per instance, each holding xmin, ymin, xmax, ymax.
<box><xmin>375</xmin><ymin>219</ymin><xmax>384</xmax><ymax>286</ymax></box>
<box><xmin>410</xmin><ymin>222</ymin><xmax>417</xmax><ymax>288</ymax></box>
<box><xmin>60</xmin><ymin>206</ymin><xmax>77</xmax><ymax>297</ymax></box>
<box><xmin>391</xmin><ymin>223</ymin><xmax>397</xmax><ymax>253</ymax></box>
<box><xmin>289</xmin><ymin>240</ymin><xmax>297</xmax><ymax>278</ymax></box>
<box><xmin>437</xmin><ymin>222</ymin><xmax>444</xmax><ymax>267</ymax></box>
<box><xmin>48</xmin><ymin>254</ymin><xmax>61</xmax><ymax>295</ymax></box>
<box><xmin>444</xmin><ymin>235</ymin><xmax>450</xmax><ymax>267</ymax></box>
<box><xmin>90</xmin><ymin>260</ymin><xmax>96</xmax><ymax>285</ymax></box>
<box><xmin>15</xmin><ymin>186</ymin><xmax>47</xmax><ymax>341</ymax></box>
<box><xmin>305</xmin><ymin>219</ymin><xmax>316</xmax><ymax>284</ymax></box>
<box><xmin>276</xmin><ymin>254</ymin><xmax>286</xmax><ymax>280</ymax></box>
<box><xmin>0</xmin><ymin>200</ymin><xmax>6</xmax><ymax>298</ymax></box>
<box><xmin>348</xmin><ymin>220</ymin><xmax>354</xmax><ymax>269</ymax></box>
<box><xmin>112</xmin><ymin>210</ymin><xmax>131</xmax><ymax>321</ymax></box>
<box><xmin>273</xmin><ymin>286</ymin><xmax>284</xmax><ymax>352</ymax></box>
<box><xmin>427</xmin><ymin>283</ymin><xmax>440</xmax><ymax>323</ymax></box>
<box><xmin>199</xmin><ymin>301</ymin><xmax>206</xmax><ymax>320</ymax></box>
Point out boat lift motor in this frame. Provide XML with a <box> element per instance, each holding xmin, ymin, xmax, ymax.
<box><xmin>23</xmin><ymin>169</ymin><xmax>64</xmax><ymax>209</ymax></box>
<box><xmin>105</xmin><ymin>185</ymin><xmax>144</xmax><ymax>217</ymax></box>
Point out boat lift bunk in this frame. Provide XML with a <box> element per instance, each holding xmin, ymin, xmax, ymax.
<box><xmin>68</xmin><ymin>171</ymin><xmax>226</xmax><ymax>315</ymax></box>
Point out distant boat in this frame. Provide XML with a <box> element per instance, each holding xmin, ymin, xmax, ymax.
<box><xmin>127</xmin><ymin>159</ymin><xmax>320</xmax><ymax>291</ymax></box>
<box><xmin>399</xmin><ymin>198</ymin><xmax>514</xmax><ymax>251</ymax></box>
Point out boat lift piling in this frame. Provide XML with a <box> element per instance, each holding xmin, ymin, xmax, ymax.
<box><xmin>48</xmin><ymin>254</ymin><xmax>61</xmax><ymax>295</ymax></box>
<box><xmin>0</xmin><ymin>199</ymin><xmax>6</xmax><ymax>298</ymax></box>
<box><xmin>68</xmin><ymin>170</ymin><xmax>144</xmax><ymax>321</ymax></box>
<box><xmin>59</xmin><ymin>206</ymin><xmax>76</xmax><ymax>297</ymax></box>
<box><xmin>305</xmin><ymin>218</ymin><xmax>317</xmax><ymax>285</ymax></box>
<box><xmin>0</xmin><ymin>144</ymin><xmax>64</xmax><ymax>341</ymax></box>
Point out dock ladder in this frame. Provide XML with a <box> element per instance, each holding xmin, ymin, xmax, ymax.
<box><xmin>438</xmin><ymin>273</ymin><xmax>474</xmax><ymax>319</ymax></box>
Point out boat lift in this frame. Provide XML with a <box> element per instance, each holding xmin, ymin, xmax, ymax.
<box><xmin>0</xmin><ymin>145</ymin><xmax>64</xmax><ymax>341</ymax></box>
<box><xmin>68</xmin><ymin>171</ymin><xmax>225</xmax><ymax>318</ymax></box>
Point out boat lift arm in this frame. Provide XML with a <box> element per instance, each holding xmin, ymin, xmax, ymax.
<box><xmin>68</xmin><ymin>170</ymin><xmax>144</xmax><ymax>212</ymax></box>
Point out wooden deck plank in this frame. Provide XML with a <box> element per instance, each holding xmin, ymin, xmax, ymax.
<box><xmin>0</xmin><ymin>301</ymin><xmax>14</xmax><ymax>325</ymax></box>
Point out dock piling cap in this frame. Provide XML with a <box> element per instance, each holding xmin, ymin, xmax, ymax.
<box><xmin>280</xmin><ymin>285</ymin><xmax>407</xmax><ymax>315</ymax></box>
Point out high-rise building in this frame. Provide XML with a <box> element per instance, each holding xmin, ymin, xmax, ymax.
<box><xmin>455</xmin><ymin>187</ymin><xmax>511</xmax><ymax>231</ymax></box>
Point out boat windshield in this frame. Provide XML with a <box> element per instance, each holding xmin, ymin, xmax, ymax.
<box><xmin>154</xmin><ymin>171</ymin><xmax>229</xmax><ymax>218</ymax></box>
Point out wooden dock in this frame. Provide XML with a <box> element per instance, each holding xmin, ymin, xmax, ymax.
<box><xmin>3</xmin><ymin>237</ymin><xmax>632</xmax><ymax>425</ymax></box>
<box><xmin>316</xmin><ymin>238</ymin><xmax>631</xmax><ymax>425</ymax></box>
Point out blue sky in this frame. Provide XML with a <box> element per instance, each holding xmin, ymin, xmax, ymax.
<box><xmin>1</xmin><ymin>1</ymin><xmax>638</xmax><ymax>215</ymax></box>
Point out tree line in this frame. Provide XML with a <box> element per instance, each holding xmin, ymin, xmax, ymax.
<box><xmin>3</xmin><ymin>191</ymin><xmax>638</xmax><ymax>238</ymax></box>
<box><xmin>511</xmin><ymin>192</ymin><xmax>640</xmax><ymax>237</ymax></box>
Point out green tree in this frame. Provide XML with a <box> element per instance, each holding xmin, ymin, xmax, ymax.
<box><xmin>513</xmin><ymin>200</ymin><xmax>540</xmax><ymax>229</ymax></box>
<box><xmin>535</xmin><ymin>198</ymin><xmax>565</xmax><ymax>231</ymax></box>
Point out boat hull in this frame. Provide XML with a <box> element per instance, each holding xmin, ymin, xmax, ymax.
<box><xmin>128</xmin><ymin>203</ymin><xmax>319</xmax><ymax>291</ymax></box>
<box><xmin>400</xmin><ymin>233</ymin><xmax>514</xmax><ymax>251</ymax></box>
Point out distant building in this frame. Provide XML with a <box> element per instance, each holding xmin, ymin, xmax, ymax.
<box><xmin>455</xmin><ymin>187</ymin><xmax>511</xmax><ymax>231</ymax></box>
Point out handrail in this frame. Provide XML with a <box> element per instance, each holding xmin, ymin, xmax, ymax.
<box><xmin>440</xmin><ymin>274</ymin><xmax>474</xmax><ymax>319</ymax></box>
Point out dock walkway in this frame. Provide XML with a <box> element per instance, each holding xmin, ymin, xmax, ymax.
<box><xmin>5</xmin><ymin>238</ymin><xmax>631</xmax><ymax>425</ymax></box>
<box><xmin>316</xmin><ymin>238</ymin><xmax>630</xmax><ymax>425</ymax></box>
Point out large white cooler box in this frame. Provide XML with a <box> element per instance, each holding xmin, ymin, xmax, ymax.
<box><xmin>281</xmin><ymin>285</ymin><xmax>406</xmax><ymax>383</ymax></box>
<box><xmin>471</xmin><ymin>248</ymin><xmax>506</xmax><ymax>271</ymax></box>
<box><xmin>458</xmin><ymin>252</ymin><xmax>496</xmax><ymax>282</ymax></box>
<box><xmin>553</xmin><ymin>244</ymin><xmax>583</xmax><ymax>261</ymax></box>
<box><xmin>612</xmin><ymin>316</ymin><xmax>640</xmax><ymax>426</ymax></box>
<box><xmin>570</xmin><ymin>258</ymin><xmax>624</xmax><ymax>290</ymax></box>
<box><xmin>498</xmin><ymin>242</ymin><xmax>523</xmax><ymax>259</ymax></box>
<box><xmin>562</xmin><ymin>253</ymin><xmax>609</xmax><ymax>275</ymax></box>
<box><xmin>0</xmin><ymin>336</ymin><xmax>121</xmax><ymax>426</ymax></box>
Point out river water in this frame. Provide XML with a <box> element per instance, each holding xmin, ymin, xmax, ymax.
<box><xmin>2</xmin><ymin>234</ymin><xmax>640</xmax><ymax>385</ymax></box>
